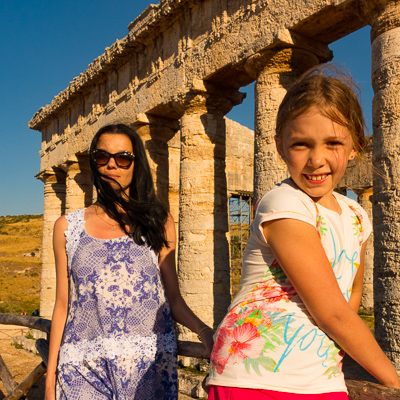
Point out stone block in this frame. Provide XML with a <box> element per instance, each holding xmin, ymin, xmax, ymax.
<box><xmin>178</xmin><ymin>368</ymin><xmax>207</xmax><ymax>399</ymax></box>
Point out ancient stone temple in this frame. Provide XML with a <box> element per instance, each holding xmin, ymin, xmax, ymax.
<box><xmin>29</xmin><ymin>0</ymin><xmax>400</xmax><ymax>368</ymax></box>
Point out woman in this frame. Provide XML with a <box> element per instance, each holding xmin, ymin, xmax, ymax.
<box><xmin>45</xmin><ymin>124</ymin><xmax>214</xmax><ymax>400</ymax></box>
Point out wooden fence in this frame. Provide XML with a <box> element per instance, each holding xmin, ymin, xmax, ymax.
<box><xmin>0</xmin><ymin>313</ymin><xmax>399</xmax><ymax>399</ymax></box>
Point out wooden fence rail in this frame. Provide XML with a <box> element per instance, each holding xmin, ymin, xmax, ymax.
<box><xmin>0</xmin><ymin>313</ymin><xmax>400</xmax><ymax>399</ymax></box>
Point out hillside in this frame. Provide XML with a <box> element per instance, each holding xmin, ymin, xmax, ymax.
<box><xmin>0</xmin><ymin>215</ymin><xmax>43</xmax><ymax>314</ymax></box>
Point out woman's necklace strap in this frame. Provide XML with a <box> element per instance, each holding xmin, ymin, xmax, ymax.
<box><xmin>95</xmin><ymin>205</ymin><xmax>118</xmax><ymax>231</ymax></box>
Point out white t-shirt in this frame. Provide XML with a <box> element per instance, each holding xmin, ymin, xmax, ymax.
<box><xmin>208</xmin><ymin>179</ymin><xmax>372</xmax><ymax>394</ymax></box>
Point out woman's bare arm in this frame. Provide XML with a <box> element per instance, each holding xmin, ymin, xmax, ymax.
<box><xmin>158</xmin><ymin>214</ymin><xmax>214</xmax><ymax>356</ymax></box>
<box><xmin>45</xmin><ymin>216</ymin><xmax>69</xmax><ymax>400</ymax></box>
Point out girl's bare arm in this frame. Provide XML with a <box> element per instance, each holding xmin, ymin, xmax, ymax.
<box><xmin>263</xmin><ymin>218</ymin><xmax>400</xmax><ymax>389</ymax></box>
<box><xmin>45</xmin><ymin>216</ymin><xmax>69</xmax><ymax>400</ymax></box>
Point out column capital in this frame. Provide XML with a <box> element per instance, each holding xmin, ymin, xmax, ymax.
<box><xmin>59</xmin><ymin>153</ymin><xmax>91</xmax><ymax>173</ymax></box>
<box><xmin>172</xmin><ymin>79</ymin><xmax>245</xmax><ymax>117</ymax></box>
<box><xmin>352</xmin><ymin>186</ymin><xmax>373</xmax><ymax>198</ymax></box>
<box><xmin>133</xmin><ymin>113</ymin><xmax>179</xmax><ymax>142</ymax></box>
<box><xmin>244</xmin><ymin>47</ymin><xmax>320</xmax><ymax>81</ymax></box>
<box><xmin>35</xmin><ymin>168</ymin><xmax>66</xmax><ymax>184</ymax></box>
<box><xmin>133</xmin><ymin>113</ymin><xmax>179</xmax><ymax>130</ymax></box>
<box><xmin>357</xmin><ymin>0</ymin><xmax>400</xmax><ymax>41</ymax></box>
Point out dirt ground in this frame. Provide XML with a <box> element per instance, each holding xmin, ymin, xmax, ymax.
<box><xmin>0</xmin><ymin>340</ymin><xmax>45</xmax><ymax>400</ymax></box>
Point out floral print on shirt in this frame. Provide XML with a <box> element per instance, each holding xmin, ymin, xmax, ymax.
<box><xmin>349</xmin><ymin>205</ymin><xmax>364</xmax><ymax>246</ymax></box>
<box><xmin>210</xmin><ymin>200</ymin><xmax>366</xmax><ymax>382</ymax></box>
<box><xmin>210</xmin><ymin>260</ymin><xmax>297</xmax><ymax>376</ymax></box>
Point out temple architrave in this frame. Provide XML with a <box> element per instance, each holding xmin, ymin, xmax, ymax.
<box><xmin>29</xmin><ymin>0</ymin><xmax>400</xmax><ymax>368</ymax></box>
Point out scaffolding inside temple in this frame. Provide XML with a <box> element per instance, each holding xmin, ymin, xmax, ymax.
<box><xmin>228</xmin><ymin>191</ymin><xmax>253</xmax><ymax>297</ymax></box>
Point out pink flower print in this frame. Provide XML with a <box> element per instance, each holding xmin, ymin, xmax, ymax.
<box><xmin>222</xmin><ymin>312</ymin><xmax>240</xmax><ymax>329</ymax></box>
<box><xmin>260</xmin><ymin>286</ymin><xmax>294</xmax><ymax>303</ymax></box>
<box><xmin>244</xmin><ymin>291</ymin><xmax>258</xmax><ymax>301</ymax></box>
<box><xmin>349</xmin><ymin>205</ymin><xmax>364</xmax><ymax>245</ymax></box>
<box><xmin>255</xmin><ymin>279</ymin><xmax>275</xmax><ymax>294</ymax></box>
<box><xmin>349</xmin><ymin>205</ymin><xmax>363</xmax><ymax>227</ymax></box>
<box><xmin>211</xmin><ymin>323</ymin><xmax>265</xmax><ymax>375</ymax></box>
<box><xmin>258</xmin><ymin>260</ymin><xmax>296</xmax><ymax>303</ymax></box>
<box><xmin>313</xmin><ymin>202</ymin><xmax>327</xmax><ymax>239</ymax></box>
<box><xmin>316</xmin><ymin>215</ymin><xmax>328</xmax><ymax>238</ymax></box>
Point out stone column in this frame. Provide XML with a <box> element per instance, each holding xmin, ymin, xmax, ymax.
<box><xmin>354</xmin><ymin>188</ymin><xmax>374</xmax><ymax>314</ymax></box>
<box><xmin>365</xmin><ymin>0</ymin><xmax>400</xmax><ymax>367</ymax></box>
<box><xmin>64</xmin><ymin>154</ymin><xmax>93</xmax><ymax>213</ymax></box>
<box><xmin>167</xmin><ymin>131</ymin><xmax>181</xmax><ymax>236</ymax></box>
<box><xmin>245</xmin><ymin>48</ymin><xmax>320</xmax><ymax>203</ymax></box>
<box><xmin>133</xmin><ymin>114</ymin><xmax>179</xmax><ymax>212</ymax></box>
<box><xmin>37</xmin><ymin>169</ymin><xmax>66</xmax><ymax>319</ymax></box>
<box><xmin>174</xmin><ymin>82</ymin><xmax>244</xmax><ymax>339</ymax></box>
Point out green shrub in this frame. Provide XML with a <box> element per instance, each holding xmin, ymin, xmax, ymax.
<box><xmin>26</xmin><ymin>331</ymin><xmax>35</xmax><ymax>340</ymax></box>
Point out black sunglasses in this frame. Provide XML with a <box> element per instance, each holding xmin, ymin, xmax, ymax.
<box><xmin>92</xmin><ymin>149</ymin><xmax>135</xmax><ymax>168</ymax></box>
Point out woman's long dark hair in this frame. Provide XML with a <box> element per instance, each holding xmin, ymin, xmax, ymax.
<box><xmin>89</xmin><ymin>124</ymin><xmax>169</xmax><ymax>253</ymax></box>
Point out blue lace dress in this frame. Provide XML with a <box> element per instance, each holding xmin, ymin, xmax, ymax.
<box><xmin>56</xmin><ymin>209</ymin><xmax>177</xmax><ymax>399</ymax></box>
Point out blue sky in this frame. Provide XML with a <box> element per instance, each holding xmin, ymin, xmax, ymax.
<box><xmin>0</xmin><ymin>1</ymin><xmax>372</xmax><ymax>216</ymax></box>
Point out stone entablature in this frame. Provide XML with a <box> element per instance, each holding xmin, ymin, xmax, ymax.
<box><xmin>29</xmin><ymin>0</ymin><xmax>362</xmax><ymax>174</ymax></box>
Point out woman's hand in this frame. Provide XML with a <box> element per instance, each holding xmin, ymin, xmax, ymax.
<box><xmin>198</xmin><ymin>327</ymin><xmax>214</xmax><ymax>358</ymax></box>
<box><xmin>159</xmin><ymin>214</ymin><xmax>215</xmax><ymax>355</ymax></box>
<box><xmin>44</xmin><ymin>378</ymin><xmax>56</xmax><ymax>400</ymax></box>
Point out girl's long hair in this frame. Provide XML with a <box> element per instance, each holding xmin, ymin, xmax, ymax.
<box><xmin>89</xmin><ymin>124</ymin><xmax>168</xmax><ymax>253</ymax></box>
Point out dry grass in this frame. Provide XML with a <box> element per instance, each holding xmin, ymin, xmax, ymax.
<box><xmin>0</xmin><ymin>215</ymin><xmax>43</xmax><ymax>315</ymax></box>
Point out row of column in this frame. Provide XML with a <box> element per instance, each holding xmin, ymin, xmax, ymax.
<box><xmin>38</xmin><ymin>0</ymin><xmax>400</xmax><ymax>368</ymax></box>
<box><xmin>38</xmin><ymin>47</ymin><xmax>321</xmax><ymax>338</ymax></box>
<box><xmin>37</xmin><ymin>49</ymin><xmax>371</xmax><ymax>327</ymax></box>
<box><xmin>37</xmin><ymin>156</ymin><xmax>93</xmax><ymax>319</ymax></box>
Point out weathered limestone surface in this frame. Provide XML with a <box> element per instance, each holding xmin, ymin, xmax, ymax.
<box><xmin>37</xmin><ymin>170</ymin><xmax>66</xmax><ymax>319</ymax></box>
<box><xmin>133</xmin><ymin>114</ymin><xmax>179</xmax><ymax>210</ymax></box>
<box><xmin>167</xmin><ymin>130</ymin><xmax>181</xmax><ymax>237</ymax></box>
<box><xmin>174</xmin><ymin>85</ymin><xmax>244</xmax><ymax>339</ymax></box>
<box><xmin>64</xmin><ymin>155</ymin><xmax>93</xmax><ymax>214</ymax></box>
<box><xmin>246</xmin><ymin>47</ymin><xmax>322</xmax><ymax>201</ymax></box>
<box><xmin>225</xmin><ymin>118</ymin><xmax>254</xmax><ymax>194</ymax></box>
<box><xmin>356</xmin><ymin>188</ymin><xmax>374</xmax><ymax>314</ymax></box>
<box><xmin>29</xmin><ymin>0</ymin><xmax>366</xmax><ymax>161</ymax></box>
<box><xmin>367</xmin><ymin>0</ymin><xmax>400</xmax><ymax>368</ymax></box>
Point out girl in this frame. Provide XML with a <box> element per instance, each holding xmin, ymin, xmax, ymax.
<box><xmin>207</xmin><ymin>66</ymin><xmax>400</xmax><ymax>399</ymax></box>
<box><xmin>45</xmin><ymin>124</ymin><xmax>214</xmax><ymax>400</ymax></box>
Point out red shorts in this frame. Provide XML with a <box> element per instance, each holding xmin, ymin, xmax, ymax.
<box><xmin>208</xmin><ymin>386</ymin><xmax>349</xmax><ymax>400</ymax></box>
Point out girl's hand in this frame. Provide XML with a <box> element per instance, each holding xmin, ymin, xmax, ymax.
<box><xmin>379</xmin><ymin>375</ymin><xmax>400</xmax><ymax>389</ymax></box>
